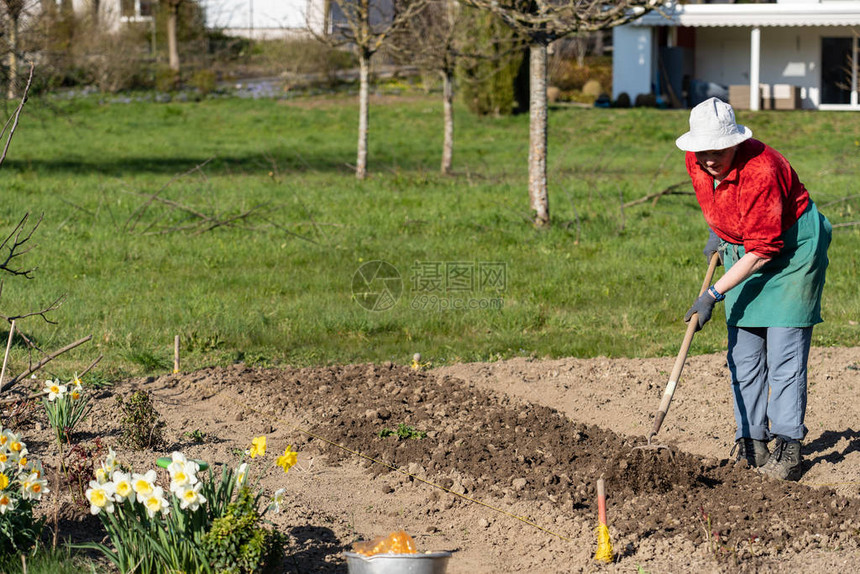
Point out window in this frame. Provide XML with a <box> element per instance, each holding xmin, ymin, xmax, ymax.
<box><xmin>821</xmin><ymin>37</ymin><xmax>855</xmax><ymax>105</ymax></box>
<box><xmin>122</xmin><ymin>0</ymin><xmax>154</xmax><ymax>19</ymax></box>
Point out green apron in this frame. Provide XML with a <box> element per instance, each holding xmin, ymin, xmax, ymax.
<box><xmin>721</xmin><ymin>202</ymin><xmax>831</xmax><ymax>328</ymax></box>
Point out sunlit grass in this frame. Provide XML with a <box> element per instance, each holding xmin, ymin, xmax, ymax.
<box><xmin>0</xmin><ymin>93</ymin><xmax>855</xmax><ymax>377</ymax></box>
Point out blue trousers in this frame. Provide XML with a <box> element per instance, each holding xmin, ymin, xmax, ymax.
<box><xmin>727</xmin><ymin>326</ymin><xmax>812</xmax><ymax>442</ymax></box>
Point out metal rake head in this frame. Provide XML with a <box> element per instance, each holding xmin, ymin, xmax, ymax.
<box><xmin>630</xmin><ymin>433</ymin><xmax>675</xmax><ymax>462</ymax></box>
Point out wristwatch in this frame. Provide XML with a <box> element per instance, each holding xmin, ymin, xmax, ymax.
<box><xmin>708</xmin><ymin>285</ymin><xmax>726</xmax><ymax>302</ymax></box>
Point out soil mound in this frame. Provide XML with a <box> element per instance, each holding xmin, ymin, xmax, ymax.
<box><xmin>48</xmin><ymin>347</ymin><xmax>860</xmax><ymax>572</ymax></box>
<box><xmin>164</xmin><ymin>361</ymin><xmax>860</xmax><ymax>571</ymax></box>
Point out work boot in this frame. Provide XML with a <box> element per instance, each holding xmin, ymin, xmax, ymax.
<box><xmin>731</xmin><ymin>438</ymin><xmax>770</xmax><ymax>468</ymax></box>
<box><xmin>758</xmin><ymin>437</ymin><xmax>802</xmax><ymax>481</ymax></box>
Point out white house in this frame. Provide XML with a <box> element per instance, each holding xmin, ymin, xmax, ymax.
<box><xmin>613</xmin><ymin>0</ymin><xmax>860</xmax><ymax>110</ymax></box>
<box><xmin>198</xmin><ymin>0</ymin><xmax>329</xmax><ymax>38</ymax></box>
<box><xmin>66</xmin><ymin>0</ymin><xmax>327</xmax><ymax>38</ymax></box>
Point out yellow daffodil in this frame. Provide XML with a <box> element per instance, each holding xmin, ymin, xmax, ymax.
<box><xmin>276</xmin><ymin>445</ymin><xmax>298</xmax><ymax>473</ymax></box>
<box><xmin>0</xmin><ymin>473</ymin><xmax>9</xmax><ymax>490</ymax></box>
<box><xmin>249</xmin><ymin>436</ymin><xmax>267</xmax><ymax>459</ymax></box>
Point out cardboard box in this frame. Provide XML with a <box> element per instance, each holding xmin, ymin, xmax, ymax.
<box><xmin>729</xmin><ymin>84</ymin><xmax>755</xmax><ymax>110</ymax></box>
<box><xmin>730</xmin><ymin>84</ymin><xmax>800</xmax><ymax>110</ymax></box>
<box><xmin>768</xmin><ymin>84</ymin><xmax>801</xmax><ymax>110</ymax></box>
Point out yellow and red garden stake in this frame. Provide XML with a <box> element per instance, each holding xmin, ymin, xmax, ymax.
<box><xmin>594</xmin><ymin>477</ymin><xmax>613</xmax><ymax>562</ymax></box>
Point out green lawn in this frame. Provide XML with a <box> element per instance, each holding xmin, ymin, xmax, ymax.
<box><xmin>0</xmin><ymin>92</ymin><xmax>857</xmax><ymax>379</ymax></box>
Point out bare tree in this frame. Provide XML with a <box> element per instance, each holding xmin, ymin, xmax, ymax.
<box><xmin>389</xmin><ymin>0</ymin><xmax>459</xmax><ymax>174</ymax></box>
<box><xmin>458</xmin><ymin>0</ymin><xmax>663</xmax><ymax>227</ymax></box>
<box><xmin>162</xmin><ymin>0</ymin><xmax>184</xmax><ymax>73</ymax></box>
<box><xmin>309</xmin><ymin>0</ymin><xmax>427</xmax><ymax>179</ymax></box>
<box><xmin>1</xmin><ymin>0</ymin><xmax>36</xmax><ymax>99</ymax></box>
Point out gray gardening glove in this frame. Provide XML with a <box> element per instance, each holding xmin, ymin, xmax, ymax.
<box><xmin>685</xmin><ymin>292</ymin><xmax>717</xmax><ymax>332</ymax></box>
<box><xmin>704</xmin><ymin>229</ymin><xmax>723</xmax><ymax>266</ymax></box>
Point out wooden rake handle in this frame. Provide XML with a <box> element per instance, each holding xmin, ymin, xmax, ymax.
<box><xmin>648</xmin><ymin>252</ymin><xmax>720</xmax><ymax>441</ymax></box>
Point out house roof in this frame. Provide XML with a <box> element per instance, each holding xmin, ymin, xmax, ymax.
<box><xmin>633</xmin><ymin>1</ymin><xmax>860</xmax><ymax>27</ymax></box>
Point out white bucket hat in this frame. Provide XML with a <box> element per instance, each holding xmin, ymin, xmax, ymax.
<box><xmin>675</xmin><ymin>97</ymin><xmax>752</xmax><ymax>152</ymax></box>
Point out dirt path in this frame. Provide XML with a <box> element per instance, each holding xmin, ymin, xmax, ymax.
<box><xmin>46</xmin><ymin>346</ymin><xmax>860</xmax><ymax>573</ymax></box>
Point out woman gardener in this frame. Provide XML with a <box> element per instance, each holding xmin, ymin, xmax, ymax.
<box><xmin>676</xmin><ymin>97</ymin><xmax>831</xmax><ymax>481</ymax></box>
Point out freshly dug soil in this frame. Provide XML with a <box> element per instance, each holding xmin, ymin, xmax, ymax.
<box><xmin>35</xmin><ymin>346</ymin><xmax>860</xmax><ymax>573</ymax></box>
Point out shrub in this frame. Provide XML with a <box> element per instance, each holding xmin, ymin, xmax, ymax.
<box><xmin>202</xmin><ymin>489</ymin><xmax>284</xmax><ymax>574</ymax></box>
<box><xmin>548</xmin><ymin>54</ymin><xmax>612</xmax><ymax>93</ymax></box>
<box><xmin>456</xmin><ymin>6</ymin><xmax>526</xmax><ymax>116</ymax></box>
<box><xmin>635</xmin><ymin>93</ymin><xmax>658</xmax><ymax>108</ymax></box>
<box><xmin>613</xmin><ymin>92</ymin><xmax>631</xmax><ymax>108</ymax></box>
<box><xmin>582</xmin><ymin>79</ymin><xmax>603</xmax><ymax>98</ymax></box>
<box><xmin>191</xmin><ymin>69</ymin><xmax>217</xmax><ymax>95</ymax></box>
<box><xmin>26</xmin><ymin>6</ymin><xmax>154</xmax><ymax>93</ymax></box>
<box><xmin>115</xmin><ymin>390</ymin><xmax>164</xmax><ymax>450</ymax></box>
<box><xmin>155</xmin><ymin>67</ymin><xmax>180</xmax><ymax>93</ymax></box>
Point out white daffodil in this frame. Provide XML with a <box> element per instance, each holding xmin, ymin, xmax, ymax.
<box><xmin>28</xmin><ymin>460</ymin><xmax>44</xmax><ymax>480</ymax></box>
<box><xmin>141</xmin><ymin>486</ymin><xmax>169</xmax><ymax>518</ymax></box>
<box><xmin>131</xmin><ymin>469</ymin><xmax>158</xmax><ymax>498</ymax></box>
<box><xmin>44</xmin><ymin>380</ymin><xmax>67</xmax><ymax>401</ymax></box>
<box><xmin>14</xmin><ymin>449</ymin><xmax>29</xmax><ymax>473</ymax></box>
<box><xmin>103</xmin><ymin>448</ymin><xmax>118</xmax><ymax>472</ymax></box>
<box><xmin>21</xmin><ymin>472</ymin><xmax>49</xmax><ymax>501</ymax></box>
<box><xmin>95</xmin><ymin>466</ymin><xmax>109</xmax><ymax>484</ymax></box>
<box><xmin>111</xmin><ymin>470</ymin><xmax>134</xmax><ymax>503</ymax></box>
<box><xmin>235</xmin><ymin>462</ymin><xmax>249</xmax><ymax>486</ymax></box>
<box><xmin>86</xmin><ymin>480</ymin><xmax>116</xmax><ymax>515</ymax></box>
<box><xmin>6</xmin><ymin>433</ymin><xmax>24</xmax><ymax>455</ymax></box>
<box><xmin>168</xmin><ymin>451</ymin><xmax>188</xmax><ymax>466</ymax></box>
<box><xmin>70</xmin><ymin>380</ymin><xmax>84</xmax><ymax>401</ymax></box>
<box><xmin>267</xmin><ymin>488</ymin><xmax>286</xmax><ymax>514</ymax></box>
<box><xmin>96</xmin><ymin>448</ymin><xmax>119</xmax><ymax>484</ymax></box>
<box><xmin>0</xmin><ymin>492</ymin><xmax>16</xmax><ymax>514</ymax></box>
<box><xmin>0</xmin><ymin>449</ymin><xmax>11</xmax><ymax>472</ymax></box>
<box><xmin>177</xmin><ymin>482</ymin><xmax>207</xmax><ymax>511</ymax></box>
<box><xmin>169</xmin><ymin>461</ymin><xmax>199</xmax><ymax>493</ymax></box>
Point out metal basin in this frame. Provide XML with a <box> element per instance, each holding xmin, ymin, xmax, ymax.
<box><xmin>343</xmin><ymin>551</ymin><xmax>452</xmax><ymax>574</ymax></box>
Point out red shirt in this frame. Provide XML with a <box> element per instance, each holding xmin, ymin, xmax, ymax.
<box><xmin>685</xmin><ymin>139</ymin><xmax>809</xmax><ymax>259</ymax></box>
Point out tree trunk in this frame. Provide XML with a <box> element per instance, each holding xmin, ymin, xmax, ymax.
<box><xmin>6</xmin><ymin>16</ymin><xmax>17</xmax><ymax>100</ymax></box>
<box><xmin>356</xmin><ymin>52</ymin><xmax>369</xmax><ymax>179</ymax></box>
<box><xmin>528</xmin><ymin>43</ymin><xmax>549</xmax><ymax>227</ymax></box>
<box><xmin>441</xmin><ymin>69</ymin><xmax>454</xmax><ymax>175</ymax></box>
<box><xmin>167</xmin><ymin>4</ymin><xmax>180</xmax><ymax>73</ymax></box>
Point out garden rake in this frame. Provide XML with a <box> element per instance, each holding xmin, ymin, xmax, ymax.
<box><xmin>633</xmin><ymin>252</ymin><xmax>720</xmax><ymax>455</ymax></box>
